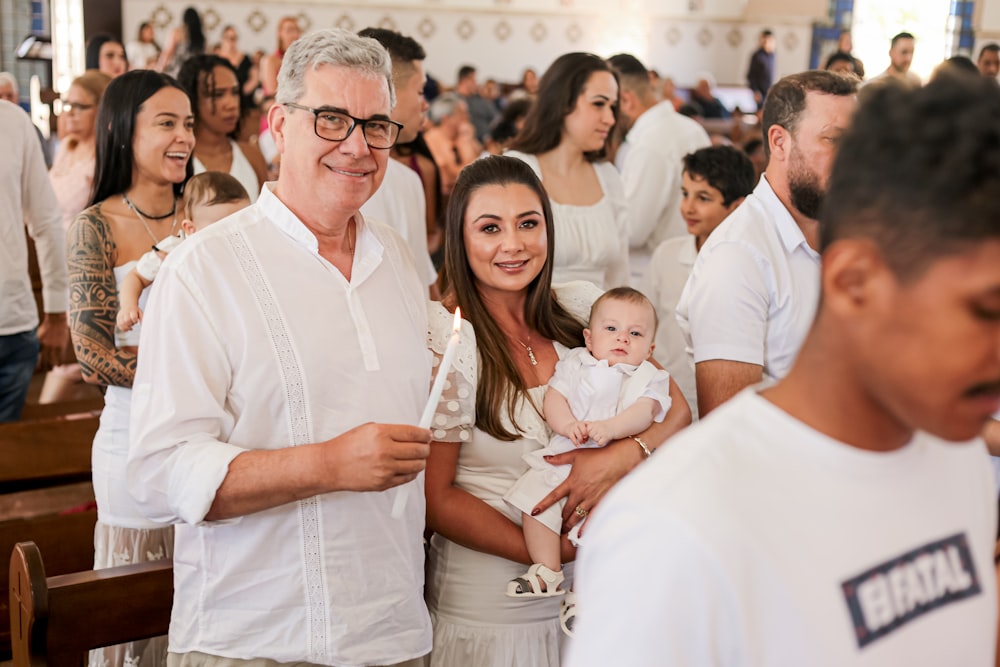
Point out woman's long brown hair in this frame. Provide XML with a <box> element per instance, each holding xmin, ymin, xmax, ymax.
<box><xmin>438</xmin><ymin>156</ymin><xmax>585</xmax><ymax>441</ymax></box>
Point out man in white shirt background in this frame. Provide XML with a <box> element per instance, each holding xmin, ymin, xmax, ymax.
<box><xmin>868</xmin><ymin>32</ymin><xmax>922</xmax><ymax>88</ymax></box>
<box><xmin>0</xmin><ymin>100</ymin><xmax>68</xmax><ymax>422</ymax></box>
<box><xmin>359</xmin><ymin>27</ymin><xmax>437</xmax><ymax>297</ymax></box>
<box><xmin>129</xmin><ymin>29</ymin><xmax>432</xmax><ymax>667</ymax></box>
<box><xmin>607</xmin><ymin>53</ymin><xmax>711</xmax><ymax>283</ymax></box>
<box><xmin>677</xmin><ymin>70</ymin><xmax>857</xmax><ymax>416</ymax></box>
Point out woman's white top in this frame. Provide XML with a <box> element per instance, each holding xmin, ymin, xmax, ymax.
<box><xmin>192</xmin><ymin>140</ymin><xmax>260</xmax><ymax>202</ymax></box>
<box><xmin>505</xmin><ymin>150</ymin><xmax>630</xmax><ymax>289</ymax></box>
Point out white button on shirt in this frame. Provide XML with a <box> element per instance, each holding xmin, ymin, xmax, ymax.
<box><xmin>676</xmin><ymin>175</ymin><xmax>820</xmax><ymax>381</ymax></box>
<box><xmin>128</xmin><ymin>183</ymin><xmax>432</xmax><ymax>666</ymax></box>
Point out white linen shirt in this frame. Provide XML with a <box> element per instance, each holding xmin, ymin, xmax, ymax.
<box><xmin>0</xmin><ymin>101</ymin><xmax>67</xmax><ymax>334</ymax></box>
<box><xmin>639</xmin><ymin>235</ymin><xmax>699</xmax><ymax>419</ymax></box>
<box><xmin>128</xmin><ymin>183</ymin><xmax>432</xmax><ymax>667</ymax></box>
<box><xmin>675</xmin><ymin>175</ymin><xmax>820</xmax><ymax>381</ymax></box>
<box><xmin>362</xmin><ymin>157</ymin><xmax>436</xmax><ymax>289</ymax></box>
<box><xmin>618</xmin><ymin>102</ymin><xmax>710</xmax><ymax>281</ymax></box>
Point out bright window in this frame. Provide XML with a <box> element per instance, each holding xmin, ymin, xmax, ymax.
<box><xmin>852</xmin><ymin>0</ymin><xmax>953</xmax><ymax>82</ymax></box>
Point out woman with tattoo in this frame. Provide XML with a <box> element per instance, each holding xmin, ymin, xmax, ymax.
<box><xmin>67</xmin><ymin>69</ymin><xmax>193</xmax><ymax>667</ymax></box>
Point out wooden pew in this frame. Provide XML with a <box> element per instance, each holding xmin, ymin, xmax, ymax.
<box><xmin>0</xmin><ymin>510</ymin><xmax>97</xmax><ymax>660</ymax></box>
<box><xmin>0</xmin><ymin>414</ymin><xmax>101</xmax><ymax>659</ymax></box>
<box><xmin>19</xmin><ymin>397</ymin><xmax>104</xmax><ymax>423</ymax></box>
<box><xmin>0</xmin><ymin>416</ymin><xmax>98</xmax><ymax>493</ymax></box>
<box><xmin>9</xmin><ymin>541</ymin><xmax>172</xmax><ymax>667</ymax></box>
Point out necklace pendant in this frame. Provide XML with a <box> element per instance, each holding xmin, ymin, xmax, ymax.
<box><xmin>525</xmin><ymin>345</ymin><xmax>538</xmax><ymax>366</ymax></box>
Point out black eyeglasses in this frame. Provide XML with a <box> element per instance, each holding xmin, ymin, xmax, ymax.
<box><xmin>284</xmin><ymin>103</ymin><xmax>403</xmax><ymax>149</ymax></box>
<box><xmin>60</xmin><ymin>100</ymin><xmax>95</xmax><ymax>114</ymax></box>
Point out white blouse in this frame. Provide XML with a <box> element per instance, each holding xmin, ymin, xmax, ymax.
<box><xmin>128</xmin><ymin>183</ymin><xmax>432</xmax><ymax>666</ymax></box>
<box><xmin>505</xmin><ymin>150</ymin><xmax>631</xmax><ymax>290</ymax></box>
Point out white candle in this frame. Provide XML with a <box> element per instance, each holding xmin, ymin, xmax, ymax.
<box><xmin>391</xmin><ymin>307</ymin><xmax>462</xmax><ymax>519</ymax></box>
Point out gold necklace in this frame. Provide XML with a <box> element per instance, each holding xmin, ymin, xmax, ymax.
<box><xmin>515</xmin><ymin>335</ymin><xmax>538</xmax><ymax>366</ymax></box>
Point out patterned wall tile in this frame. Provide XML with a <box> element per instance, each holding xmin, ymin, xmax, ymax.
<box><xmin>456</xmin><ymin>18</ymin><xmax>474</xmax><ymax>40</ymax></box>
<box><xmin>494</xmin><ymin>20</ymin><xmax>511</xmax><ymax>41</ymax></box>
<box><xmin>121</xmin><ymin>2</ymin><xmax>813</xmax><ymax>88</ymax></box>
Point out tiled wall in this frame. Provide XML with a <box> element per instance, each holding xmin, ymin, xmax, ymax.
<box><xmin>122</xmin><ymin>1</ymin><xmax>813</xmax><ymax>89</ymax></box>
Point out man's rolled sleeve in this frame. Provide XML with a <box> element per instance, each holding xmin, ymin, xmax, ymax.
<box><xmin>685</xmin><ymin>242</ymin><xmax>771</xmax><ymax>366</ymax></box>
<box><xmin>128</xmin><ymin>260</ymin><xmax>243</xmax><ymax>525</ymax></box>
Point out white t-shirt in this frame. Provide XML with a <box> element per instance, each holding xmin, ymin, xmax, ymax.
<box><xmin>616</xmin><ymin>102</ymin><xmax>711</xmax><ymax>281</ymax></box>
<box><xmin>640</xmin><ymin>234</ymin><xmax>698</xmax><ymax>419</ymax></box>
<box><xmin>568</xmin><ymin>391</ymin><xmax>997</xmax><ymax>667</ymax></box>
<box><xmin>129</xmin><ymin>183</ymin><xmax>432</xmax><ymax>666</ymax></box>
<box><xmin>676</xmin><ymin>175</ymin><xmax>820</xmax><ymax>381</ymax></box>
<box><xmin>362</xmin><ymin>158</ymin><xmax>436</xmax><ymax>289</ymax></box>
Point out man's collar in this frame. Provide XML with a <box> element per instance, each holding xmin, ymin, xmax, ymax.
<box><xmin>258</xmin><ymin>182</ymin><xmax>382</xmax><ymax>273</ymax></box>
<box><xmin>756</xmin><ymin>175</ymin><xmax>819</xmax><ymax>257</ymax></box>
<box><xmin>580</xmin><ymin>350</ymin><xmax>643</xmax><ymax>376</ymax></box>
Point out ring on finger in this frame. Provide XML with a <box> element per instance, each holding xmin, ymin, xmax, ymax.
<box><xmin>574</xmin><ymin>505</ymin><xmax>588</xmax><ymax>517</ymax></box>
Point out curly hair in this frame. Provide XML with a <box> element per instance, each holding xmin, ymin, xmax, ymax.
<box><xmin>682</xmin><ymin>146</ymin><xmax>756</xmax><ymax>207</ymax></box>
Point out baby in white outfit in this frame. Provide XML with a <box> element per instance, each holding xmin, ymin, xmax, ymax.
<box><xmin>504</xmin><ymin>287</ymin><xmax>672</xmax><ymax>600</ymax></box>
<box><xmin>117</xmin><ymin>171</ymin><xmax>250</xmax><ymax>332</ymax></box>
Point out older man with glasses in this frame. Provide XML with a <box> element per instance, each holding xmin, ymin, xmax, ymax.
<box><xmin>129</xmin><ymin>28</ymin><xmax>433</xmax><ymax>667</ymax></box>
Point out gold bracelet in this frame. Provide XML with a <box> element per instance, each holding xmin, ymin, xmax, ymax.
<box><xmin>631</xmin><ymin>435</ymin><xmax>652</xmax><ymax>458</ymax></box>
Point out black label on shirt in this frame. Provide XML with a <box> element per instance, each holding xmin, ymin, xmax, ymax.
<box><xmin>841</xmin><ymin>533</ymin><xmax>981</xmax><ymax>649</ymax></box>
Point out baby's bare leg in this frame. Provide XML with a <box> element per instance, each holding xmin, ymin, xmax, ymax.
<box><xmin>523</xmin><ymin>512</ymin><xmax>562</xmax><ymax>573</ymax></box>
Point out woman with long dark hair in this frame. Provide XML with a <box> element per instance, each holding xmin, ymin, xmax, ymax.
<box><xmin>178</xmin><ymin>55</ymin><xmax>267</xmax><ymax>200</ymax></box>
<box><xmin>158</xmin><ymin>6</ymin><xmax>205</xmax><ymax>77</ymax></box>
<box><xmin>67</xmin><ymin>69</ymin><xmax>193</xmax><ymax>667</ymax></box>
<box><xmin>506</xmin><ymin>52</ymin><xmax>629</xmax><ymax>289</ymax></box>
<box><xmin>85</xmin><ymin>33</ymin><xmax>128</xmax><ymax>78</ymax></box>
<box><xmin>424</xmin><ymin>156</ymin><xmax>690</xmax><ymax>666</ymax></box>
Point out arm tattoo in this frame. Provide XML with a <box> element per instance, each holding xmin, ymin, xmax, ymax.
<box><xmin>67</xmin><ymin>205</ymin><xmax>137</xmax><ymax>387</ymax></box>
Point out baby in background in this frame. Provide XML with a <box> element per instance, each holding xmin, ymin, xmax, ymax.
<box><xmin>503</xmin><ymin>287</ymin><xmax>673</xmax><ymax>600</ymax></box>
<box><xmin>117</xmin><ymin>171</ymin><xmax>250</xmax><ymax>331</ymax></box>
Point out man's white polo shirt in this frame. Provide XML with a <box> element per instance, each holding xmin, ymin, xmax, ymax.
<box><xmin>676</xmin><ymin>174</ymin><xmax>820</xmax><ymax>382</ymax></box>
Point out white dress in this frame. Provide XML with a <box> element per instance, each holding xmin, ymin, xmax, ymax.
<box><xmin>425</xmin><ymin>281</ymin><xmax>603</xmax><ymax>667</ymax></box>
<box><xmin>504</xmin><ymin>151</ymin><xmax>630</xmax><ymax>290</ymax></box>
<box><xmin>192</xmin><ymin>140</ymin><xmax>260</xmax><ymax>202</ymax></box>
<box><xmin>89</xmin><ymin>260</ymin><xmax>173</xmax><ymax>667</ymax></box>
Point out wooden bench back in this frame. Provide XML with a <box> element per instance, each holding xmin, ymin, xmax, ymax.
<box><xmin>0</xmin><ymin>510</ymin><xmax>97</xmax><ymax>660</ymax></box>
<box><xmin>9</xmin><ymin>541</ymin><xmax>173</xmax><ymax>667</ymax></box>
<box><xmin>0</xmin><ymin>416</ymin><xmax>98</xmax><ymax>492</ymax></box>
<box><xmin>19</xmin><ymin>398</ymin><xmax>104</xmax><ymax>423</ymax></box>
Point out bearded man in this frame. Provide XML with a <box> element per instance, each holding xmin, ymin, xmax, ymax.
<box><xmin>677</xmin><ymin>71</ymin><xmax>858</xmax><ymax>416</ymax></box>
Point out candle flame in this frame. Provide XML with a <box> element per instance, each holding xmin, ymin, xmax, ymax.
<box><xmin>452</xmin><ymin>307</ymin><xmax>462</xmax><ymax>333</ymax></box>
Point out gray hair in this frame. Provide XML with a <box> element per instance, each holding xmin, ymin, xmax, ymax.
<box><xmin>0</xmin><ymin>72</ymin><xmax>18</xmax><ymax>97</ymax></box>
<box><xmin>276</xmin><ymin>28</ymin><xmax>395</xmax><ymax>109</ymax></box>
<box><xmin>428</xmin><ymin>92</ymin><xmax>464</xmax><ymax>125</ymax></box>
